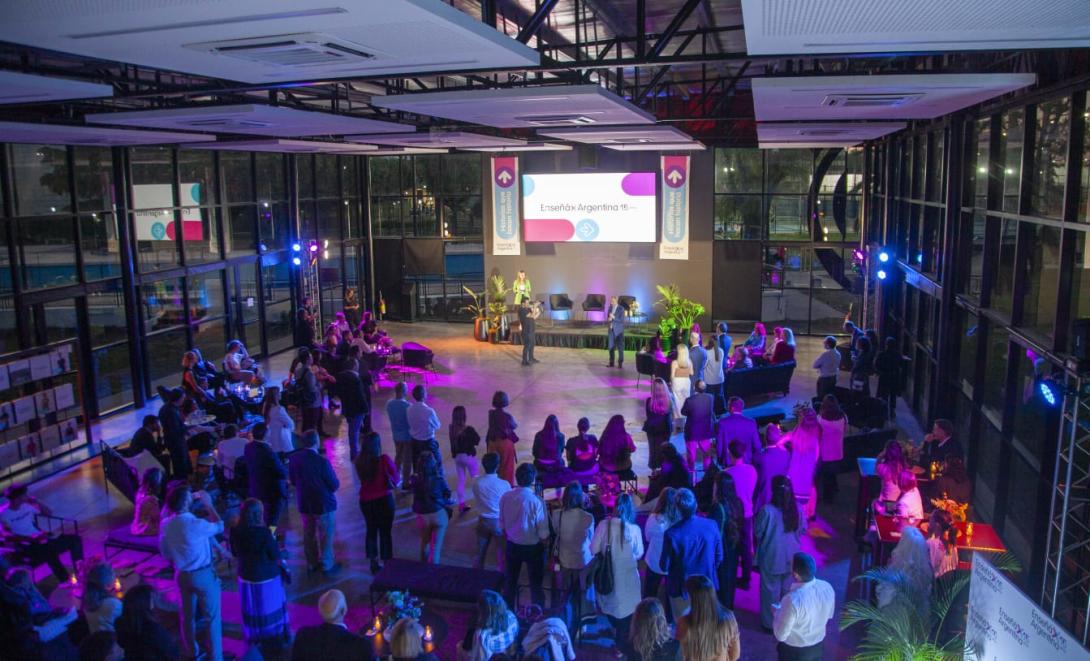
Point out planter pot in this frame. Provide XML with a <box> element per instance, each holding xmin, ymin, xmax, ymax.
<box><xmin>488</xmin><ymin>329</ymin><xmax>499</xmax><ymax>344</ymax></box>
<box><xmin>496</xmin><ymin>315</ymin><xmax>511</xmax><ymax>342</ymax></box>
<box><xmin>473</xmin><ymin>318</ymin><xmax>489</xmax><ymax>342</ymax></box>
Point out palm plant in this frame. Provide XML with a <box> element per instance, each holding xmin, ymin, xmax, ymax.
<box><xmin>461</xmin><ymin>285</ymin><xmax>486</xmax><ymax>319</ymax></box>
<box><xmin>486</xmin><ymin>275</ymin><xmax>510</xmax><ymax>324</ymax></box>
<box><xmin>654</xmin><ymin>284</ymin><xmax>705</xmax><ymax>332</ymax></box>
<box><xmin>840</xmin><ymin>552</ymin><xmax>1021</xmax><ymax>660</ymax></box>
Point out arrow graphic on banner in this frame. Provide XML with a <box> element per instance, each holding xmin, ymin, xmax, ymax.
<box><xmin>498</xmin><ymin>171</ymin><xmax>512</xmax><ymax>184</ymax></box>
<box><xmin>666</xmin><ymin>169</ymin><xmax>683</xmax><ymax>184</ymax></box>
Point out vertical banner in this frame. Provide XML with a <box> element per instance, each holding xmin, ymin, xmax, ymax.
<box><xmin>659</xmin><ymin>155</ymin><xmax>690</xmax><ymax>260</ymax></box>
<box><xmin>967</xmin><ymin>554</ymin><xmax>1090</xmax><ymax>660</ymax></box>
<box><xmin>491</xmin><ymin>156</ymin><xmax>521</xmax><ymax>256</ymax></box>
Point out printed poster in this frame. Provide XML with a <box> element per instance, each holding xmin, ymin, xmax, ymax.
<box><xmin>12</xmin><ymin>396</ymin><xmax>35</xmax><ymax>424</ymax></box>
<box><xmin>35</xmin><ymin>389</ymin><xmax>56</xmax><ymax>416</ymax></box>
<box><xmin>17</xmin><ymin>432</ymin><xmax>40</xmax><ymax>460</ymax></box>
<box><xmin>59</xmin><ymin>419</ymin><xmax>80</xmax><ymax>445</ymax></box>
<box><xmin>38</xmin><ymin>425</ymin><xmax>60</xmax><ymax>453</ymax></box>
<box><xmin>29</xmin><ymin>353</ymin><xmax>52</xmax><ymax>380</ymax></box>
<box><xmin>659</xmin><ymin>155</ymin><xmax>690</xmax><ymax>260</ymax></box>
<box><xmin>491</xmin><ymin>156</ymin><xmax>521</xmax><ymax>256</ymax></box>
<box><xmin>7</xmin><ymin>359</ymin><xmax>30</xmax><ymax>386</ymax></box>
<box><xmin>0</xmin><ymin>441</ymin><xmax>19</xmax><ymax>470</ymax></box>
<box><xmin>52</xmin><ymin>345</ymin><xmax>73</xmax><ymax>374</ymax></box>
<box><xmin>54</xmin><ymin>383</ymin><xmax>76</xmax><ymax>411</ymax></box>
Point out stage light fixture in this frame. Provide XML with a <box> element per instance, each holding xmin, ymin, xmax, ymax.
<box><xmin>291</xmin><ymin>256</ymin><xmax>302</xmax><ymax>266</ymax></box>
<box><xmin>878</xmin><ymin>249</ymin><xmax>891</xmax><ymax>263</ymax></box>
<box><xmin>852</xmin><ymin>249</ymin><xmax>866</xmax><ymax>262</ymax></box>
<box><xmin>877</xmin><ymin>269</ymin><xmax>888</xmax><ymax>280</ymax></box>
<box><xmin>916</xmin><ymin>252</ymin><xmax>924</xmax><ymax>264</ymax></box>
<box><xmin>291</xmin><ymin>242</ymin><xmax>302</xmax><ymax>252</ymax></box>
<box><xmin>1039</xmin><ymin>378</ymin><xmax>1062</xmax><ymax>407</ymax></box>
<box><xmin>309</xmin><ymin>243</ymin><xmax>319</xmax><ymax>253</ymax></box>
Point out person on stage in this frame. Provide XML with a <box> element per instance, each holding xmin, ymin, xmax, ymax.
<box><xmin>512</xmin><ymin>270</ymin><xmax>532</xmax><ymax>306</ymax></box>
<box><xmin>607</xmin><ymin>296</ymin><xmax>626</xmax><ymax>368</ymax></box>
<box><xmin>518</xmin><ymin>299</ymin><xmax>540</xmax><ymax>366</ymax></box>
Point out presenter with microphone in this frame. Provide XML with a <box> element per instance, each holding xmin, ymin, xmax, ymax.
<box><xmin>518</xmin><ymin>298</ymin><xmax>540</xmax><ymax>366</ymax></box>
<box><xmin>607</xmin><ymin>296</ymin><xmax>626</xmax><ymax>368</ymax></box>
<box><xmin>512</xmin><ymin>270</ymin><xmax>532</xmax><ymax>306</ymax></box>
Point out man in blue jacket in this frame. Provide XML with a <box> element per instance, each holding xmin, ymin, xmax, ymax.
<box><xmin>244</xmin><ymin>422</ymin><xmax>288</xmax><ymax>528</ymax></box>
<box><xmin>607</xmin><ymin>296</ymin><xmax>626</xmax><ymax>368</ymax></box>
<box><xmin>661</xmin><ymin>488</ymin><xmax>723</xmax><ymax>618</ymax></box>
<box><xmin>289</xmin><ymin>430</ymin><xmax>341</xmax><ymax>575</ymax></box>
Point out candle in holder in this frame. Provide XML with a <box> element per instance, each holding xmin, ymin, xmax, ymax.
<box><xmin>69</xmin><ymin>574</ymin><xmax>78</xmax><ymax>586</ymax></box>
<box><xmin>966</xmin><ymin>522</ymin><xmax>975</xmax><ymax>538</ymax></box>
<box><xmin>366</xmin><ymin>615</ymin><xmax>382</xmax><ymax>637</ymax></box>
<box><xmin>423</xmin><ymin>624</ymin><xmax>433</xmax><ymax>642</ymax></box>
<box><xmin>113</xmin><ymin>578</ymin><xmax>122</xmax><ymax>593</ymax></box>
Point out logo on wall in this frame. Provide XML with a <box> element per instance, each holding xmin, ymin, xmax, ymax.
<box><xmin>659</xmin><ymin>155</ymin><xmax>690</xmax><ymax>260</ymax></box>
<box><xmin>491</xmin><ymin>156</ymin><xmax>521</xmax><ymax>255</ymax></box>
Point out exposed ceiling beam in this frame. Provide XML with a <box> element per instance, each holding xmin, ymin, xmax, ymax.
<box><xmin>516</xmin><ymin>0</ymin><xmax>561</xmax><ymax>44</ymax></box>
<box><xmin>646</xmin><ymin>0</ymin><xmax>704</xmax><ymax>60</ymax></box>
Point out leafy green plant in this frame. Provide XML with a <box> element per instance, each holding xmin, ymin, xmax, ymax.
<box><xmin>487</xmin><ymin>275</ymin><xmax>510</xmax><ymax>325</ymax></box>
<box><xmin>461</xmin><ymin>285</ymin><xmax>486</xmax><ymax>319</ymax></box>
<box><xmin>840</xmin><ymin>552</ymin><xmax>1021</xmax><ymax>660</ymax></box>
<box><xmin>654</xmin><ymin>284</ymin><xmax>705</xmax><ymax>333</ymax></box>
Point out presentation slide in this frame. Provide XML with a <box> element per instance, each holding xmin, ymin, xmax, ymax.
<box><xmin>522</xmin><ymin>172</ymin><xmax>656</xmax><ymax>242</ymax></box>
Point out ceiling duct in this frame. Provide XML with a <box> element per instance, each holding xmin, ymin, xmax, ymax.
<box><xmin>515</xmin><ymin>114</ymin><xmax>597</xmax><ymax>126</ymax></box>
<box><xmin>185</xmin><ymin>33</ymin><xmax>381</xmax><ymax>68</ymax></box>
<box><xmin>822</xmin><ymin>93</ymin><xmax>924</xmax><ymax>108</ymax></box>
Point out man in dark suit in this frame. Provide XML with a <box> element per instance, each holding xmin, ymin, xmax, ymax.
<box><xmin>291</xmin><ymin>589</ymin><xmax>373</xmax><ymax>661</ymax></box>
<box><xmin>607</xmin><ymin>296</ymin><xmax>626</xmax><ymax>368</ymax></box>
<box><xmin>334</xmin><ymin>357</ymin><xmax>371</xmax><ymax>460</ymax></box>
<box><xmin>919</xmin><ymin>418</ymin><xmax>964</xmax><ymax>469</ymax></box>
<box><xmin>518</xmin><ymin>299</ymin><xmax>539</xmax><ymax>366</ymax></box>
<box><xmin>158</xmin><ymin>389</ymin><xmax>190</xmax><ymax>479</ymax></box>
<box><xmin>120</xmin><ymin>415</ymin><xmax>167</xmax><ymax>467</ymax></box>
<box><xmin>754</xmin><ymin>427</ymin><xmax>791</xmax><ymax>513</ymax></box>
<box><xmin>681</xmin><ymin>381</ymin><xmax>716</xmax><ymax>472</ymax></box>
<box><xmin>289</xmin><ymin>430</ymin><xmax>341</xmax><ymax>575</ymax></box>
<box><xmin>244</xmin><ymin>422</ymin><xmax>288</xmax><ymax>528</ymax></box>
<box><xmin>661</xmin><ymin>488</ymin><xmax>723</xmax><ymax>618</ymax></box>
<box><xmin>716</xmin><ymin>396</ymin><xmax>761</xmax><ymax>466</ymax></box>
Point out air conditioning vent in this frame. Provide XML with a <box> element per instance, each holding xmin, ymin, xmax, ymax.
<box><xmin>184</xmin><ymin>118</ymin><xmax>274</xmax><ymax>129</ymax></box>
<box><xmin>798</xmin><ymin>128</ymin><xmax>852</xmax><ymax>136</ymax></box>
<box><xmin>822</xmin><ymin>93</ymin><xmax>924</xmax><ymax>108</ymax></box>
<box><xmin>185</xmin><ymin>33</ymin><xmax>382</xmax><ymax>69</ymax></box>
<box><xmin>514</xmin><ymin>114</ymin><xmax>597</xmax><ymax>126</ymax></box>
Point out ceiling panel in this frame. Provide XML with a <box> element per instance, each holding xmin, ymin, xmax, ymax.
<box><xmin>603</xmin><ymin>142</ymin><xmax>705</xmax><ymax>151</ymax></box>
<box><xmin>85</xmin><ymin>104</ymin><xmax>409</xmax><ymax>137</ymax></box>
<box><xmin>371</xmin><ymin>84</ymin><xmax>656</xmax><ymax>128</ymax></box>
<box><xmin>757</xmin><ymin>122</ymin><xmax>906</xmax><ymax>147</ymax></box>
<box><xmin>752</xmin><ymin>74</ymin><xmax>1037</xmax><ymax>121</ymax></box>
<box><xmin>537</xmin><ymin>125</ymin><xmax>693</xmax><ymax>144</ymax></box>
<box><xmin>182</xmin><ymin>138</ymin><xmax>369</xmax><ymax>153</ymax></box>
<box><xmin>0</xmin><ymin>0</ymin><xmax>538</xmax><ymax>83</ymax></box>
<box><xmin>460</xmin><ymin>142</ymin><xmax>572</xmax><ymax>152</ymax></box>
<box><xmin>346</xmin><ymin>131</ymin><xmax>525</xmax><ymax>148</ymax></box>
<box><xmin>0</xmin><ymin>71</ymin><xmax>113</xmax><ymax>105</ymax></box>
<box><xmin>0</xmin><ymin>121</ymin><xmax>213</xmax><ymax>146</ymax></box>
<box><xmin>741</xmin><ymin>0</ymin><xmax>1090</xmax><ymax>55</ymax></box>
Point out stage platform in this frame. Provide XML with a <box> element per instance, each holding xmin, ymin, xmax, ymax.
<box><xmin>511</xmin><ymin>320</ymin><xmax>657</xmax><ymax>351</ymax></box>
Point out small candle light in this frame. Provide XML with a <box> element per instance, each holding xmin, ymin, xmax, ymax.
<box><xmin>423</xmin><ymin>625</ymin><xmax>433</xmax><ymax>642</ymax></box>
<box><xmin>69</xmin><ymin>574</ymin><xmax>78</xmax><ymax>586</ymax></box>
<box><xmin>113</xmin><ymin>578</ymin><xmax>122</xmax><ymax>592</ymax></box>
<box><xmin>366</xmin><ymin>615</ymin><xmax>382</xmax><ymax>637</ymax></box>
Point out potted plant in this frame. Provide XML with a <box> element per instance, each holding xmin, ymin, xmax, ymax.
<box><xmin>462</xmin><ymin>285</ymin><xmax>489</xmax><ymax>342</ymax></box>
<box><xmin>654</xmin><ymin>284</ymin><xmax>705</xmax><ymax>350</ymax></box>
<box><xmin>487</xmin><ymin>275</ymin><xmax>511</xmax><ymax>343</ymax></box>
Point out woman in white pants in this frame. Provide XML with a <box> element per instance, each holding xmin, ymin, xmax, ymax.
<box><xmin>670</xmin><ymin>343</ymin><xmax>693</xmax><ymax>418</ymax></box>
<box><xmin>449</xmin><ymin>405</ymin><xmax>480</xmax><ymax>514</ymax></box>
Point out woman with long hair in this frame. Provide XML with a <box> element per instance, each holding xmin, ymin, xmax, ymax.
<box><xmin>565</xmin><ymin>417</ymin><xmax>599</xmax><ymax>475</ymax></box>
<box><xmin>599</xmin><ymin>414</ymin><xmax>636</xmax><ymax>474</ymax></box>
<box><xmin>115</xmin><ymin>584</ymin><xmax>178</xmax><ymax>661</ymax></box>
<box><xmin>628</xmin><ymin>598</ymin><xmax>681</xmax><ymax>661</ymax></box>
<box><xmin>767</xmin><ymin>326</ymin><xmax>784</xmax><ymax>359</ymax></box>
<box><xmin>486</xmin><ymin>391</ymin><xmax>519</xmax><ymax>486</ymax></box>
<box><xmin>770</xmin><ymin>328</ymin><xmax>796</xmax><ymax>364</ymax></box>
<box><xmin>449</xmin><ymin>405</ymin><xmax>481</xmax><ymax>513</ymax></box>
<box><xmin>354</xmin><ymin>431</ymin><xmax>398</xmax><ymax>573</ymax></box>
<box><xmin>670</xmin><ymin>345</ymin><xmax>693</xmax><ymax>417</ymax></box>
<box><xmin>462</xmin><ymin>589</ymin><xmax>519</xmax><ymax>661</ymax></box>
<box><xmin>82</xmin><ymin>560</ymin><xmax>122</xmax><ymax>634</ymax></box>
<box><xmin>877</xmin><ymin>525</ymin><xmax>933</xmax><ymax>609</ymax></box>
<box><xmin>709</xmin><ymin>472</ymin><xmax>745</xmax><ymax>610</ymax></box>
<box><xmin>389</xmin><ymin>617</ymin><xmax>439</xmax><ymax>661</ymax></box>
<box><xmin>412</xmin><ymin>452</ymin><xmax>453</xmax><ymax>564</ymax></box>
<box><xmin>644</xmin><ymin>444</ymin><xmax>692</xmax><ymax>504</ymax></box>
<box><xmin>550</xmin><ymin>483</ymin><xmax>594</xmax><ymax>626</ymax></box>
<box><xmin>755</xmin><ymin>475</ymin><xmax>803</xmax><ymax>629</ymax></box>
<box><xmin>816</xmin><ymin>394</ymin><xmax>847</xmax><ymax>504</ymax></box>
<box><xmin>876</xmin><ymin>439</ymin><xmax>908</xmax><ymax>513</ymax></box>
<box><xmin>643</xmin><ymin>378</ymin><xmax>674</xmax><ymax>469</ymax></box>
<box><xmin>784</xmin><ymin>408</ymin><xmax>821</xmax><ymax>519</ymax></box>
<box><xmin>591</xmin><ymin>494</ymin><xmax>646</xmax><ymax>656</ymax></box>
<box><xmin>703</xmin><ymin>337</ymin><xmax>726</xmax><ymax>416</ymax></box>
<box><xmin>643</xmin><ymin>488</ymin><xmax>679</xmax><ymax>600</ymax></box>
<box><xmin>532</xmin><ymin>414</ymin><xmax>565</xmax><ymax>472</ymax></box>
<box><xmin>262</xmin><ymin>386</ymin><xmax>295</xmax><ymax>455</ymax></box>
<box><xmin>927</xmin><ymin>508</ymin><xmax>959</xmax><ymax>578</ymax></box>
<box><xmin>230</xmin><ymin>498</ymin><xmax>290</xmax><ymax>647</ymax></box>
<box><xmin>676</xmin><ymin>575</ymin><xmax>740</xmax><ymax>661</ymax></box>
<box><xmin>130</xmin><ymin>467</ymin><xmax>163</xmax><ymax>536</ymax></box>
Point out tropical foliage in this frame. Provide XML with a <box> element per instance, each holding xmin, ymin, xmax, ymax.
<box><xmin>486</xmin><ymin>275</ymin><xmax>510</xmax><ymax>324</ymax></box>
<box><xmin>461</xmin><ymin>285</ymin><xmax>486</xmax><ymax>319</ymax></box>
<box><xmin>654</xmin><ymin>284</ymin><xmax>705</xmax><ymax>338</ymax></box>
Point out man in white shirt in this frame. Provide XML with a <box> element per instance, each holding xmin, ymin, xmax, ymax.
<box><xmin>406</xmin><ymin>385</ymin><xmax>443</xmax><ymax>477</ymax></box>
<box><xmin>725</xmin><ymin>440</ymin><xmax>758</xmax><ymax>589</ymax></box>
<box><xmin>498</xmin><ymin>463</ymin><xmax>549</xmax><ymax>608</ymax></box>
<box><xmin>473</xmin><ymin>452</ymin><xmax>511</xmax><ymax>571</ymax></box>
<box><xmin>214</xmin><ymin>424</ymin><xmax>246</xmax><ymax>475</ymax></box>
<box><xmin>159</xmin><ymin>483</ymin><xmax>225</xmax><ymax>661</ymax></box>
<box><xmin>0</xmin><ymin>483</ymin><xmax>84</xmax><ymax>582</ymax></box>
<box><xmin>812</xmin><ymin>336</ymin><xmax>842</xmax><ymax>399</ymax></box>
<box><xmin>773</xmin><ymin>552</ymin><xmax>835</xmax><ymax>660</ymax></box>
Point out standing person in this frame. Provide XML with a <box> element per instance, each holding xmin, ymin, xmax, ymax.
<box><xmin>599</xmin><ymin>414</ymin><xmax>636</xmax><ymax>474</ymax></box>
<box><xmin>498</xmin><ymin>463</ymin><xmax>549</xmax><ymax>608</ymax></box>
<box><xmin>661</xmin><ymin>488</ymin><xmax>723</xmax><ymax>618</ymax></box>
<box><xmin>643</xmin><ymin>378</ymin><xmax>674</xmax><ymax>470</ymax></box>
<box><xmin>874</xmin><ymin>337</ymin><xmax>907</xmax><ymax>420</ymax></box>
<box><xmin>676</xmin><ymin>575</ymin><xmax>741</xmax><ymax>661</ymax></box>
<box><xmin>724</xmin><ymin>442</ymin><xmax>757</xmax><ymax>589</ymax></box>
<box><xmin>158</xmin><ymin>388</ymin><xmax>190</xmax><ymax>480</ymax></box>
<box><xmin>754</xmin><ymin>427</ymin><xmax>792</xmax><ymax>513</ymax></box>
<box><xmin>681</xmin><ymin>382</ymin><xmax>715</xmax><ymax>472</ymax></box>
<box><xmin>449</xmin><ymin>405</ymin><xmax>481</xmax><ymax>514</ymax></box>
<box><xmin>473</xmin><ymin>452</ymin><xmax>511</xmax><ymax>571</ymax></box>
<box><xmin>411</xmin><ymin>453</ymin><xmax>452</xmax><ymax>564</ymax></box>
<box><xmin>291</xmin><ymin>589</ymin><xmax>374</xmax><ymax>660</ymax></box>
<box><xmin>354</xmin><ymin>432</ymin><xmax>397</xmax><ymax>574</ymax></box>
<box><xmin>244</xmin><ymin>422</ymin><xmax>289</xmax><ymax>528</ymax></box>
<box><xmin>532</xmin><ymin>414</ymin><xmax>565</xmax><ymax>473</ymax></box>
<box><xmin>407</xmin><ymin>385</ymin><xmax>443</xmax><ymax>477</ymax></box>
<box><xmin>716</xmin><ymin>322</ymin><xmax>732</xmax><ymax>362</ymax></box>
<box><xmin>811</xmin><ymin>337</ymin><xmax>842</xmax><ymax>400</ymax></box>
<box><xmin>333</xmin><ymin>357</ymin><xmax>370</xmax><ymax>460</ymax></box>
<box><xmin>783</xmin><ymin>409</ymin><xmax>821</xmax><ymax>520</ymax></box>
<box><xmin>512</xmin><ymin>270</ymin><xmax>532</xmax><ymax>306</ymax></box>
<box><xmin>708</xmin><ymin>473</ymin><xmax>745</xmax><ymax>610</ymax></box>
<box><xmin>643</xmin><ymin>488</ymin><xmax>679</xmax><ymax>600</ymax></box>
<box><xmin>716</xmin><ymin>397</ymin><xmax>760</xmax><ymax>465</ymax></box>
<box><xmin>670</xmin><ymin>344</ymin><xmax>693</xmax><ymax>417</ymax></box>
<box><xmin>289</xmin><ymin>430</ymin><xmax>341</xmax><ymax>575</ymax></box>
<box><xmin>518</xmin><ymin>299</ymin><xmax>539</xmax><ymax>366</ymax></box>
<box><xmin>688</xmin><ymin>330</ymin><xmax>707</xmax><ymax>391</ymax></box>
<box><xmin>849</xmin><ymin>336</ymin><xmax>875</xmax><ymax>399</ymax></box>
<box><xmin>703</xmin><ymin>337</ymin><xmax>726</xmax><ymax>417</ymax></box>
<box><xmin>159</xmin><ymin>484</ymin><xmax>224</xmax><ymax>661</ymax></box>
<box><xmin>816</xmin><ymin>395</ymin><xmax>847</xmax><ymax>504</ymax></box>
<box><xmin>294</xmin><ymin>349</ymin><xmax>326</xmax><ymax>437</ymax></box>
<box><xmin>607</xmin><ymin>296</ymin><xmax>627</xmax><ymax>368</ymax></box>
<box><xmin>487</xmin><ymin>391</ymin><xmax>519</xmax><ymax>486</ymax></box>
<box><xmin>262</xmin><ymin>387</ymin><xmax>296</xmax><ymax>455</ymax></box>
<box><xmin>550</xmin><ymin>482</ymin><xmax>595</xmax><ymax>622</ymax></box>
<box><xmin>386</xmin><ymin>382</ymin><xmax>414</xmax><ymax>489</ymax></box>
<box><xmin>115</xmin><ymin>584</ymin><xmax>179</xmax><ymax>661</ymax></box>
<box><xmin>773</xmin><ymin>553</ymin><xmax>835</xmax><ymax>661</ymax></box>
<box><xmin>755</xmin><ymin>476</ymin><xmax>803</xmax><ymax>630</ymax></box>
<box><xmin>590</xmin><ymin>493</ymin><xmax>645</xmax><ymax>657</ymax></box>
<box><xmin>628</xmin><ymin>598</ymin><xmax>681</xmax><ymax>661</ymax></box>
<box><xmin>565</xmin><ymin>417</ymin><xmax>600</xmax><ymax>475</ymax></box>
<box><xmin>230</xmin><ymin>499</ymin><xmax>290</xmax><ymax>648</ymax></box>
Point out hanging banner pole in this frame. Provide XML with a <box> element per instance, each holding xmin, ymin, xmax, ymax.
<box><xmin>659</xmin><ymin>155</ymin><xmax>690</xmax><ymax>260</ymax></box>
<box><xmin>491</xmin><ymin>156</ymin><xmax>521</xmax><ymax>256</ymax></box>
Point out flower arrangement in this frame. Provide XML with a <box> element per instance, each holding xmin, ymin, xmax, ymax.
<box><xmin>379</xmin><ymin>591</ymin><xmax>423</xmax><ymax>631</ymax></box>
<box><xmin>930</xmin><ymin>497</ymin><xmax>969</xmax><ymax>522</ymax></box>
<box><xmin>594</xmin><ymin>471</ymin><xmax>622</xmax><ymax>508</ymax></box>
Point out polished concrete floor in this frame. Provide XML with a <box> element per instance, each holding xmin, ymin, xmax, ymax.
<box><xmin>24</xmin><ymin>322</ymin><xmax>922</xmax><ymax>659</ymax></box>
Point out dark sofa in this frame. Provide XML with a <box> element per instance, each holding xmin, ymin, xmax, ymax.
<box><xmin>723</xmin><ymin>360</ymin><xmax>796</xmax><ymax>399</ymax></box>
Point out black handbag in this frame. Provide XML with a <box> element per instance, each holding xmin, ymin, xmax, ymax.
<box><xmin>589</xmin><ymin>517</ymin><xmax>615</xmax><ymax>596</ymax></box>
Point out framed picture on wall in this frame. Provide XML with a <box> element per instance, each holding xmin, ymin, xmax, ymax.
<box><xmin>35</xmin><ymin>390</ymin><xmax>56</xmax><ymax>416</ymax></box>
<box><xmin>53</xmin><ymin>384</ymin><xmax>76</xmax><ymax>411</ymax></box>
<box><xmin>17</xmin><ymin>433</ymin><xmax>40</xmax><ymax>460</ymax></box>
<box><xmin>0</xmin><ymin>441</ymin><xmax>18</xmax><ymax>470</ymax></box>
<box><xmin>7</xmin><ymin>360</ymin><xmax>30</xmax><ymax>386</ymax></box>
<box><xmin>59</xmin><ymin>419</ymin><xmax>79</xmax><ymax>445</ymax></box>
<box><xmin>0</xmin><ymin>402</ymin><xmax>11</xmax><ymax>432</ymax></box>
<box><xmin>52</xmin><ymin>346</ymin><xmax>72</xmax><ymax>375</ymax></box>
<box><xmin>38</xmin><ymin>425</ymin><xmax>60</xmax><ymax>453</ymax></box>
<box><xmin>12</xmin><ymin>396</ymin><xmax>35</xmax><ymax>424</ymax></box>
<box><xmin>29</xmin><ymin>354</ymin><xmax>52</xmax><ymax>380</ymax></box>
